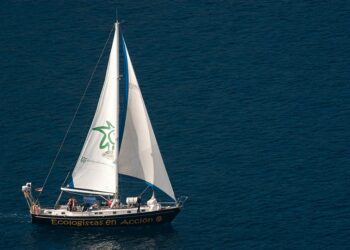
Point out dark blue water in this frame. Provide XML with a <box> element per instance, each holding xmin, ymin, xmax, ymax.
<box><xmin>1</xmin><ymin>1</ymin><xmax>350</xmax><ymax>249</ymax></box>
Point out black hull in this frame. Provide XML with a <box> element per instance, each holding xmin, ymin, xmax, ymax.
<box><xmin>31</xmin><ymin>207</ymin><xmax>181</xmax><ymax>227</ymax></box>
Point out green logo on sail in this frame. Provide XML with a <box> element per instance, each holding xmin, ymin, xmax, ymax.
<box><xmin>92</xmin><ymin>121</ymin><xmax>115</xmax><ymax>151</ymax></box>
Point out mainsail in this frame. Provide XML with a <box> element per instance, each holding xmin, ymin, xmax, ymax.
<box><xmin>118</xmin><ymin>37</ymin><xmax>176</xmax><ymax>201</ymax></box>
<box><xmin>66</xmin><ymin>23</ymin><xmax>120</xmax><ymax>195</ymax></box>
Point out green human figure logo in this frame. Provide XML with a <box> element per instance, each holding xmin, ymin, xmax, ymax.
<box><xmin>92</xmin><ymin>121</ymin><xmax>115</xmax><ymax>151</ymax></box>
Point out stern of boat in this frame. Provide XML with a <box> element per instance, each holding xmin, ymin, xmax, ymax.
<box><xmin>21</xmin><ymin>183</ymin><xmax>41</xmax><ymax>216</ymax></box>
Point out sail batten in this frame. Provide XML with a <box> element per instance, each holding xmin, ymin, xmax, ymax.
<box><xmin>118</xmin><ymin>39</ymin><xmax>176</xmax><ymax>201</ymax></box>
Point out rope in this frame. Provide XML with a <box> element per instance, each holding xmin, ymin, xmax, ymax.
<box><xmin>36</xmin><ymin>25</ymin><xmax>115</xmax><ymax>203</ymax></box>
<box><xmin>139</xmin><ymin>186</ymin><xmax>151</xmax><ymax>198</ymax></box>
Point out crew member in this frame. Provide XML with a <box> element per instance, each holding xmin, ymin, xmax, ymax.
<box><xmin>67</xmin><ymin>197</ymin><xmax>76</xmax><ymax>211</ymax></box>
<box><xmin>137</xmin><ymin>196</ymin><xmax>141</xmax><ymax>213</ymax></box>
<box><xmin>107</xmin><ymin>199</ymin><xmax>113</xmax><ymax>207</ymax></box>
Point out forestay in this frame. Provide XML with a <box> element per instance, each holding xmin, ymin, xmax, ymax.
<box><xmin>118</xmin><ymin>38</ymin><xmax>176</xmax><ymax>201</ymax></box>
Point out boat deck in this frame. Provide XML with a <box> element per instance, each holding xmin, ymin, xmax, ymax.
<box><xmin>35</xmin><ymin>204</ymin><xmax>177</xmax><ymax>217</ymax></box>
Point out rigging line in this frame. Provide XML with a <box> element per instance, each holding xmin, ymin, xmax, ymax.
<box><xmin>54</xmin><ymin>122</ymin><xmax>90</xmax><ymax>206</ymax></box>
<box><xmin>139</xmin><ymin>185</ymin><xmax>151</xmax><ymax>198</ymax></box>
<box><xmin>36</xmin><ymin>25</ymin><xmax>115</xmax><ymax>203</ymax></box>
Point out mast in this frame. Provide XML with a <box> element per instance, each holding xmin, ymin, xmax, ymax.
<box><xmin>115</xmin><ymin>20</ymin><xmax>120</xmax><ymax>198</ymax></box>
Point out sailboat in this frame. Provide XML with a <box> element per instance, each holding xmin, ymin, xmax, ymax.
<box><xmin>22</xmin><ymin>21</ymin><xmax>187</xmax><ymax>227</ymax></box>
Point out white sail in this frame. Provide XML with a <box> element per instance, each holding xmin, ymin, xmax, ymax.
<box><xmin>68</xmin><ymin>23</ymin><xmax>119</xmax><ymax>194</ymax></box>
<box><xmin>118</xmin><ymin>38</ymin><xmax>176</xmax><ymax>201</ymax></box>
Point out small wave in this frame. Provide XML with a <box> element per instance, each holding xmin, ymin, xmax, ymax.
<box><xmin>0</xmin><ymin>212</ymin><xmax>29</xmax><ymax>223</ymax></box>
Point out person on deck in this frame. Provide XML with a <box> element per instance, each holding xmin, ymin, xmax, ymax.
<box><xmin>137</xmin><ymin>196</ymin><xmax>141</xmax><ymax>213</ymax></box>
<box><xmin>67</xmin><ymin>197</ymin><xmax>76</xmax><ymax>211</ymax></box>
<box><xmin>107</xmin><ymin>199</ymin><xmax>113</xmax><ymax>207</ymax></box>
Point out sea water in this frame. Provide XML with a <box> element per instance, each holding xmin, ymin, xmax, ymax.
<box><xmin>1</xmin><ymin>1</ymin><xmax>350</xmax><ymax>249</ymax></box>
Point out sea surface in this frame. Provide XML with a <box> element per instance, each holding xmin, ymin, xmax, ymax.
<box><xmin>1</xmin><ymin>1</ymin><xmax>350</xmax><ymax>249</ymax></box>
